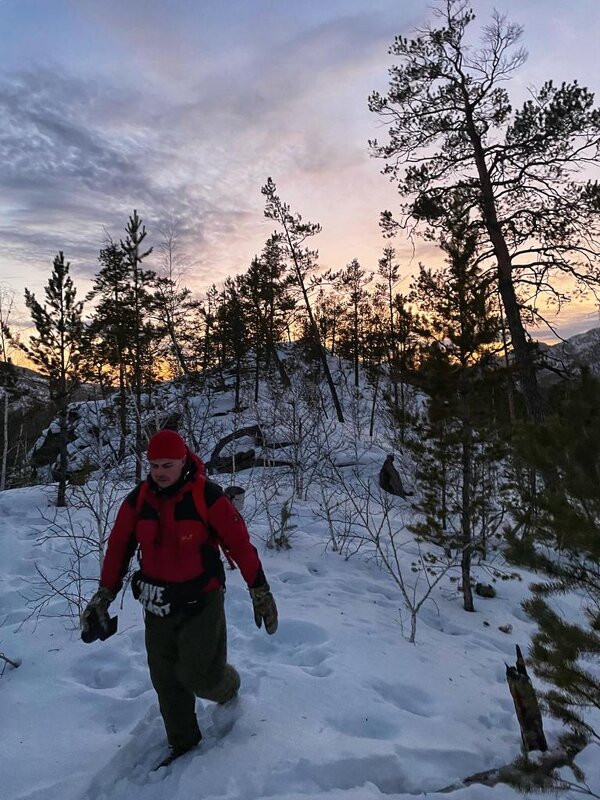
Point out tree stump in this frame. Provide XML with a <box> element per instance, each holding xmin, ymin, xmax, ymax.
<box><xmin>506</xmin><ymin>644</ymin><xmax>548</xmax><ymax>752</ymax></box>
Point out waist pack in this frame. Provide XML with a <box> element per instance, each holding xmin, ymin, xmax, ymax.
<box><xmin>131</xmin><ymin>570</ymin><xmax>216</xmax><ymax>616</ymax></box>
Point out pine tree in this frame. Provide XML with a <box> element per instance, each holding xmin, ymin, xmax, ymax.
<box><xmin>375</xmin><ymin>247</ymin><xmax>402</xmax><ymax>408</ymax></box>
<box><xmin>215</xmin><ymin>276</ymin><xmax>250</xmax><ymax>410</ymax></box>
<box><xmin>314</xmin><ymin>288</ymin><xmax>344</xmax><ymax>358</ymax></box>
<box><xmin>197</xmin><ymin>283</ymin><xmax>220</xmax><ymax>374</ymax></box>
<box><xmin>86</xmin><ymin>214</ymin><xmax>158</xmax><ymax>474</ymax></box>
<box><xmin>153</xmin><ymin>222</ymin><xmax>200</xmax><ymax>377</ymax></box>
<box><xmin>0</xmin><ymin>284</ymin><xmax>18</xmax><ymax>490</ymax></box>
<box><xmin>85</xmin><ymin>243</ymin><xmax>132</xmax><ymax>456</ymax></box>
<box><xmin>408</xmin><ymin>220</ymin><xmax>506</xmax><ymax>611</ymax></box>
<box><xmin>120</xmin><ymin>211</ymin><xmax>156</xmax><ymax>479</ymax></box>
<box><xmin>334</xmin><ymin>259</ymin><xmax>373</xmax><ymax>389</ymax></box>
<box><xmin>360</xmin><ymin>304</ymin><xmax>389</xmax><ymax>438</ymax></box>
<box><xmin>262</xmin><ymin>178</ymin><xmax>345</xmax><ymax>423</ymax></box>
<box><xmin>21</xmin><ymin>252</ymin><xmax>83</xmax><ymax>506</ymax></box>
<box><xmin>242</xmin><ymin>235</ymin><xmax>294</xmax><ymax>399</ymax></box>
<box><xmin>369</xmin><ymin>0</ymin><xmax>600</xmax><ymax>422</ymax></box>
<box><xmin>508</xmin><ymin>372</ymin><xmax>600</xmax><ymax>741</ymax></box>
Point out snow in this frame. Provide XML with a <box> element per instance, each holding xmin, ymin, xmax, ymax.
<box><xmin>1</xmin><ymin>480</ymin><xmax>598</xmax><ymax>800</ymax></box>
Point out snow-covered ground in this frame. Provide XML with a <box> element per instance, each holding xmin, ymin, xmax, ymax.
<box><xmin>1</xmin><ymin>476</ymin><xmax>598</xmax><ymax>800</ymax></box>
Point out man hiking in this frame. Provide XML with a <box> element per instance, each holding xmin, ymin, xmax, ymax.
<box><xmin>81</xmin><ymin>429</ymin><xmax>278</xmax><ymax>764</ymax></box>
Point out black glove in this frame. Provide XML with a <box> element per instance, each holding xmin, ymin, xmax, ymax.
<box><xmin>81</xmin><ymin>587</ymin><xmax>116</xmax><ymax>642</ymax></box>
<box><xmin>249</xmin><ymin>585</ymin><xmax>278</xmax><ymax>635</ymax></box>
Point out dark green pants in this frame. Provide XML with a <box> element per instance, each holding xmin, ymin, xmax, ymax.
<box><xmin>145</xmin><ymin>588</ymin><xmax>241</xmax><ymax>751</ymax></box>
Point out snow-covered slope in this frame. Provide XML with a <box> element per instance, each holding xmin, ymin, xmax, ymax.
<box><xmin>2</xmin><ymin>350</ymin><xmax>599</xmax><ymax>799</ymax></box>
<box><xmin>539</xmin><ymin>326</ymin><xmax>600</xmax><ymax>380</ymax></box>
<box><xmin>1</xmin><ymin>482</ymin><xmax>598</xmax><ymax>800</ymax></box>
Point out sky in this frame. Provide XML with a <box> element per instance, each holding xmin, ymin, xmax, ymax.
<box><xmin>1</xmin><ymin>376</ymin><xmax>599</xmax><ymax>800</ymax></box>
<box><xmin>0</xmin><ymin>0</ymin><xmax>599</xmax><ymax>350</ymax></box>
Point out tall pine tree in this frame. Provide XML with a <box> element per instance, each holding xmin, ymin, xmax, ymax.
<box><xmin>22</xmin><ymin>252</ymin><xmax>83</xmax><ymax>506</ymax></box>
<box><xmin>262</xmin><ymin>178</ymin><xmax>345</xmax><ymax>423</ymax></box>
<box><xmin>408</xmin><ymin>219</ymin><xmax>505</xmax><ymax>611</ymax></box>
<box><xmin>85</xmin><ymin>242</ymin><xmax>132</xmax><ymax>458</ymax></box>
<box><xmin>153</xmin><ymin>222</ymin><xmax>200</xmax><ymax>378</ymax></box>
<box><xmin>369</xmin><ymin>0</ymin><xmax>600</xmax><ymax>422</ymax></box>
<box><xmin>120</xmin><ymin>211</ymin><xmax>155</xmax><ymax>479</ymax></box>
<box><xmin>335</xmin><ymin>259</ymin><xmax>372</xmax><ymax>389</ymax></box>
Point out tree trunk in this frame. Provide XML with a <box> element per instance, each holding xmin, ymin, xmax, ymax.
<box><xmin>506</xmin><ymin>645</ymin><xmax>548</xmax><ymax>753</ymax></box>
<box><xmin>497</xmin><ymin>275</ymin><xmax>544</xmax><ymax>423</ymax></box>
<box><xmin>461</xmin><ymin>550</ymin><xmax>474</xmax><ymax>613</ymax></box>
<box><xmin>1</xmin><ymin>389</ymin><xmax>8</xmax><ymax>490</ymax></box>
<box><xmin>208</xmin><ymin>425</ymin><xmax>263</xmax><ymax>472</ymax></box>
<box><xmin>353</xmin><ymin>305</ymin><xmax>359</xmax><ymax>389</ymax></box>
<box><xmin>499</xmin><ymin>309</ymin><xmax>516</xmax><ymax>425</ymax></box>
<box><xmin>168</xmin><ymin>327</ymin><xmax>189</xmax><ymax>377</ymax></box>
<box><xmin>461</xmin><ymin>415</ymin><xmax>475</xmax><ymax>612</ymax></box>
<box><xmin>463</xmin><ymin>104</ymin><xmax>544</xmax><ymax>423</ymax></box>
<box><xmin>254</xmin><ymin>341</ymin><xmax>261</xmax><ymax>403</ymax></box>
<box><xmin>271</xmin><ymin>190</ymin><xmax>345</xmax><ymax>423</ymax></box>
<box><xmin>118</xmin><ymin>360</ymin><xmax>127</xmax><ymax>461</ymax></box>
<box><xmin>56</xmin><ymin>402</ymin><xmax>68</xmax><ymax>507</ymax></box>
<box><xmin>268</xmin><ymin>342</ymin><xmax>291</xmax><ymax>389</ymax></box>
<box><xmin>369</xmin><ymin>369</ymin><xmax>380</xmax><ymax>438</ymax></box>
<box><xmin>234</xmin><ymin>357</ymin><xmax>241</xmax><ymax>410</ymax></box>
<box><xmin>300</xmin><ymin>291</ymin><xmax>344</xmax><ymax>423</ymax></box>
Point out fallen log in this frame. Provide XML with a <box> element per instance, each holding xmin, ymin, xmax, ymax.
<box><xmin>210</xmin><ymin>449</ymin><xmax>293</xmax><ymax>474</ymax></box>
<box><xmin>207</xmin><ymin>425</ymin><xmax>264</xmax><ymax>468</ymax></box>
<box><xmin>437</xmin><ymin>747</ymin><xmax>583</xmax><ymax>794</ymax></box>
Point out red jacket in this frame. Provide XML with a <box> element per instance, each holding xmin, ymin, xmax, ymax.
<box><xmin>100</xmin><ymin>452</ymin><xmax>266</xmax><ymax>595</ymax></box>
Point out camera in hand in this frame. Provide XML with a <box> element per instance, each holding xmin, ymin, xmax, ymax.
<box><xmin>81</xmin><ymin>608</ymin><xmax>118</xmax><ymax>643</ymax></box>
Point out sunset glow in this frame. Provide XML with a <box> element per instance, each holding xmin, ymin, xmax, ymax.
<box><xmin>0</xmin><ymin>0</ymin><xmax>598</xmax><ymax>346</ymax></box>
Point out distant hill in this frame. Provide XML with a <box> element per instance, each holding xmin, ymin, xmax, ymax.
<box><xmin>9</xmin><ymin>365</ymin><xmax>99</xmax><ymax>404</ymax></box>
<box><xmin>538</xmin><ymin>327</ymin><xmax>600</xmax><ymax>382</ymax></box>
<box><xmin>12</xmin><ymin>364</ymin><xmax>50</xmax><ymax>403</ymax></box>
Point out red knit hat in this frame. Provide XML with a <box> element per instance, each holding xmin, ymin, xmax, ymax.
<box><xmin>147</xmin><ymin>430</ymin><xmax>187</xmax><ymax>461</ymax></box>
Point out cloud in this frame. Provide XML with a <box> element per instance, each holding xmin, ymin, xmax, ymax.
<box><xmin>0</xmin><ymin>3</ymin><xmax>407</xmax><ymax>295</ymax></box>
<box><xmin>0</xmin><ymin>69</ymin><xmax>202</xmax><ymax>279</ymax></box>
<box><xmin>8</xmin><ymin>0</ymin><xmax>595</xmax><ymax>353</ymax></box>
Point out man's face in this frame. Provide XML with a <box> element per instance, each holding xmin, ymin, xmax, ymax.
<box><xmin>149</xmin><ymin>457</ymin><xmax>186</xmax><ymax>488</ymax></box>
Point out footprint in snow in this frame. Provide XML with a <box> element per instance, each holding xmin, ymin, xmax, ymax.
<box><xmin>71</xmin><ymin>648</ymin><xmax>143</xmax><ymax>692</ymax></box>
<box><xmin>81</xmin><ymin>699</ymin><xmax>245</xmax><ymax>798</ymax></box>
<box><xmin>305</xmin><ymin>561</ymin><xmax>327</xmax><ymax>576</ymax></box>
<box><xmin>370</xmin><ymin>679</ymin><xmax>437</xmax><ymax>718</ymax></box>
<box><xmin>80</xmin><ymin>706</ymin><xmax>166</xmax><ymax>799</ymax></box>
<box><xmin>328</xmin><ymin>710</ymin><xmax>400</xmax><ymax>740</ymax></box>
<box><xmin>250</xmin><ymin>618</ymin><xmax>333</xmax><ymax>678</ymax></box>
<box><xmin>264</xmin><ymin>753</ymin><xmax>407</xmax><ymax>796</ymax></box>
<box><xmin>277</xmin><ymin>570</ymin><xmax>312</xmax><ymax>586</ymax></box>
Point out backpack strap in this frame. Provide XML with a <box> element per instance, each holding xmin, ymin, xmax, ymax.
<box><xmin>135</xmin><ymin>482</ymin><xmax>149</xmax><ymax>516</ymax></box>
<box><xmin>192</xmin><ymin>482</ymin><xmax>237</xmax><ymax>571</ymax></box>
<box><xmin>132</xmin><ymin>482</ymin><xmax>150</xmax><ymax>566</ymax></box>
<box><xmin>134</xmin><ymin>478</ymin><xmax>237</xmax><ymax>572</ymax></box>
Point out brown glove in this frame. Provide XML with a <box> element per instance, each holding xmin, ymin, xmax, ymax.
<box><xmin>249</xmin><ymin>584</ymin><xmax>278</xmax><ymax>635</ymax></box>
